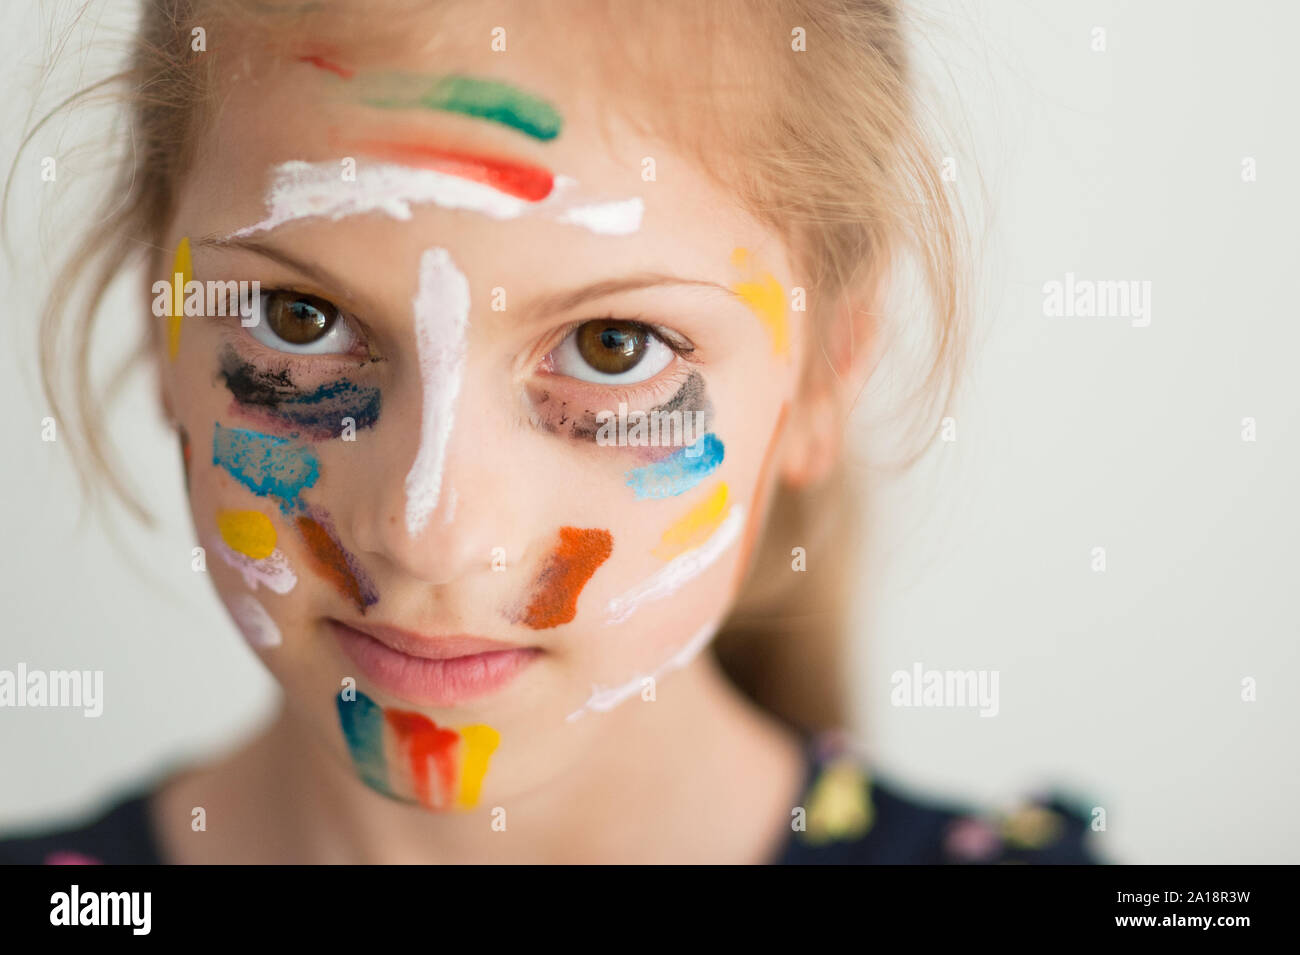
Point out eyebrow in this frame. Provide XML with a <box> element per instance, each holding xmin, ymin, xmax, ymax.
<box><xmin>194</xmin><ymin>236</ymin><xmax>738</xmax><ymax>320</ymax></box>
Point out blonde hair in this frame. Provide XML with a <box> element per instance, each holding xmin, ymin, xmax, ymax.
<box><xmin>15</xmin><ymin>0</ymin><xmax>967</xmax><ymax>733</ymax></box>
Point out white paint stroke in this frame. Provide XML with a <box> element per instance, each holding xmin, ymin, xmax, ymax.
<box><xmin>605</xmin><ymin>505</ymin><xmax>746</xmax><ymax>625</ymax></box>
<box><xmin>405</xmin><ymin>247</ymin><xmax>470</xmax><ymax>536</ymax></box>
<box><xmin>229</xmin><ymin>161</ymin><xmax>642</xmax><ymax>238</ymax></box>
<box><xmin>230</xmin><ymin>594</ymin><xmax>282</xmax><ymax>648</ymax></box>
<box><xmin>567</xmin><ymin>620</ymin><xmax>719</xmax><ymax>722</ymax></box>
<box><xmin>211</xmin><ymin>537</ymin><xmax>297</xmax><ymax>594</ymax></box>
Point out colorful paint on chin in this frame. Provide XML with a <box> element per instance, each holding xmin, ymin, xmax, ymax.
<box><xmin>515</xmin><ymin>527</ymin><xmax>614</xmax><ymax>629</ymax></box>
<box><xmin>336</xmin><ymin>689</ymin><xmax>500</xmax><ymax>810</ymax></box>
<box><xmin>296</xmin><ymin>507</ymin><xmax>378</xmax><ymax>613</ymax></box>
<box><xmin>358</xmin><ymin>73</ymin><xmax>563</xmax><ymax>142</ymax></box>
<box><xmin>730</xmin><ymin>248</ymin><xmax>789</xmax><ymax>358</ymax></box>
<box><xmin>212</xmin><ymin>424</ymin><xmax>320</xmax><ymax>512</ymax></box>
<box><xmin>218</xmin><ymin>348</ymin><xmax>381</xmax><ymax>440</ymax></box>
<box><xmin>624</xmin><ymin>433</ymin><xmax>725</xmax><ymax>500</ymax></box>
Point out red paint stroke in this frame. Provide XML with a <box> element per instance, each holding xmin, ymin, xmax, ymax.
<box><xmin>384</xmin><ymin>710</ymin><xmax>460</xmax><ymax>809</ymax></box>
<box><xmin>519</xmin><ymin>527</ymin><xmax>613</xmax><ymax>629</ymax></box>
<box><xmin>296</xmin><ymin>511</ymin><xmax>379</xmax><ymax>612</ymax></box>
<box><xmin>298</xmin><ymin>54</ymin><xmax>355</xmax><ymax>80</ymax></box>
<box><xmin>344</xmin><ymin>139</ymin><xmax>555</xmax><ymax>201</ymax></box>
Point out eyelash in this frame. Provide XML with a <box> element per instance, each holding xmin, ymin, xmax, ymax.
<box><xmin>236</xmin><ymin>289</ymin><xmax>698</xmax><ymax>390</ymax></box>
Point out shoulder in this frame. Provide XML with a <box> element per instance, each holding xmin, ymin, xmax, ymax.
<box><xmin>0</xmin><ymin>790</ymin><xmax>163</xmax><ymax>865</ymax></box>
<box><xmin>776</xmin><ymin>731</ymin><xmax>1103</xmax><ymax>865</ymax></box>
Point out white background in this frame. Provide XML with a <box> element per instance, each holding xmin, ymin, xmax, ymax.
<box><xmin>1</xmin><ymin>1</ymin><xmax>1296</xmax><ymax>863</ymax></box>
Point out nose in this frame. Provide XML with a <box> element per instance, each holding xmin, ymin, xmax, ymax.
<box><xmin>347</xmin><ymin>368</ymin><xmax>526</xmax><ymax>588</ymax></box>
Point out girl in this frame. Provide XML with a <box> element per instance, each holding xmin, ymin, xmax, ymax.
<box><xmin>3</xmin><ymin>0</ymin><xmax>1095</xmax><ymax>864</ymax></box>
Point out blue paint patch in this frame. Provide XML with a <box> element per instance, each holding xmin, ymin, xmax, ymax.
<box><xmin>212</xmin><ymin>423</ymin><xmax>319</xmax><ymax>510</ymax></box>
<box><xmin>336</xmin><ymin>689</ymin><xmax>389</xmax><ymax>795</ymax></box>
<box><xmin>624</xmin><ymin>433</ymin><xmax>724</xmax><ymax>500</ymax></box>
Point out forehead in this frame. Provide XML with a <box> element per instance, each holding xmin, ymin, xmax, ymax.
<box><xmin>181</xmin><ymin>7</ymin><xmax>784</xmax><ymax>279</ymax></box>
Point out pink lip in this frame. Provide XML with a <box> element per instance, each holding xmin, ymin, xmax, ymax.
<box><xmin>330</xmin><ymin>620</ymin><xmax>540</xmax><ymax>707</ymax></box>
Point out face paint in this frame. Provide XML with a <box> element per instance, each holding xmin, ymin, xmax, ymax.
<box><xmin>405</xmin><ymin>247</ymin><xmax>470</xmax><ymax>536</ymax></box>
<box><xmin>212</xmin><ymin>537</ymin><xmax>298</xmax><ymax>594</ymax></box>
<box><xmin>358</xmin><ymin>73</ymin><xmax>563</xmax><ymax>142</ymax></box>
<box><xmin>165</xmin><ymin>237</ymin><xmax>191</xmax><ymax>361</ymax></box>
<box><xmin>334</xmin><ymin>137</ymin><xmax>555</xmax><ymax>200</ymax></box>
<box><xmin>336</xmin><ymin>689</ymin><xmax>500</xmax><ymax>809</ymax></box>
<box><xmin>517</xmin><ymin>527</ymin><xmax>614</xmax><ymax>630</ymax></box>
<box><xmin>606</xmin><ymin>506</ymin><xmax>745</xmax><ymax>625</ymax></box>
<box><xmin>219</xmin><ymin>347</ymin><xmax>381</xmax><ymax>439</ymax></box>
<box><xmin>653</xmin><ymin>482</ymin><xmax>730</xmax><ymax>560</ymax></box>
<box><xmin>567</xmin><ymin>621</ymin><xmax>718</xmax><ymax>721</ymax></box>
<box><xmin>336</xmin><ymin>689</ymin><xmax>391</xmax><ymax>795</ymax></box>
<box><xmin>296</xmin><ymin>508</ymin><xmax>379</xmax><ymax>612</ymax></box>
<box><xmin>624</xmin><ymin>433</ymin><xmax>725</xmax><ymax>500</ymax></box>
<box><xmin>216</xmin><ymin>509</ymin><xmax>276</xmax><ymax>559</ymax></box>
<box><xmin>229</xmin><ymin>594</ymin><xmax>282</xmax><ymax>648</ymax></box>
<box><xmin>212</xmin><ymin>424</ymin><xmax>320</xmax><ymax>512</ymax></box>
<box><xmin>531</xmin><ymin>370</ymin><xmax>713</xmax><ymax>444</ymax></box>
<box><xmin>229</xmin><ymin>160</ymin><xmax>642</xmax><ymax>238</ymax></box>
<box><xmin>730</xmin><ymin>248</ymin><xmax>789</xmax><ymax>357</ymax></box>
<box><xmin>297</xmin><ymin>52</ymin><xmax>355</xmax><ymax>80</ymax></box>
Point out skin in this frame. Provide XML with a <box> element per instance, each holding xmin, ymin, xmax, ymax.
<box><xmin>148</xmin><ymin>2</ymin><xmax>871</xmax><ymax>863</ymax></box>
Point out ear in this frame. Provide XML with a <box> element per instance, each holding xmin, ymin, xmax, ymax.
<box><xmin>778</xmin><ymin>277</ymin><xmax>882</xmax><ymax>489</ymax></box>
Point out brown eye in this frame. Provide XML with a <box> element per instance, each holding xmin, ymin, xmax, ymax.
<box><xmin>264</xmin><ymin>291</ymin><xmax>337</xmax><ymax>345</ymax></box>
<box><xmin>575</xmin><ymin>320</ymin><xmax>648</xmax><ymax>375</ymax></box>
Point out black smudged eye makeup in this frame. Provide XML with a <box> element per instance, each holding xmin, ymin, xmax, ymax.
<box><xmin>248</xmin><ymin>289</ymin><xmax>361</xmax><ymax>355</ymax></box>
<box><xmin>530</xmin><ymin>369</ymin><xmax>713</xmax><ymax>443</ymax></box>
<box><xmin>217</xmin><ymin>346</ymin><xmax>381</xmax><ymax>440</ymax></box>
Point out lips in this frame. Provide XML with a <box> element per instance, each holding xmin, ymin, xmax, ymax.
<box><xmin>330</xmin><ymin>620</ymin><xmax>540</xmax><ymax>707</ymax></box>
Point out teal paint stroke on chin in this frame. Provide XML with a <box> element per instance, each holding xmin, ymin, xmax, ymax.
<box><xmin>360</xmin><ymin>73</ymin><xmax>563</xmax><ymax>142</ymax></box>
<box><xmin>624</xmin><ymin>433</ymin><xmax>725</xmax><ymax>500</ymax></box>
<box><xmin>336</xmin><ymin>688</ymin><xmax>390</xmax><ymax>796</ymax></box>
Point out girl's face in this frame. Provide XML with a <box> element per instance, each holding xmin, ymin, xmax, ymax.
<box><xmin>159</xmin><ymin>8</ymin><xmax>811</xmax><ymax>811</ymax></box>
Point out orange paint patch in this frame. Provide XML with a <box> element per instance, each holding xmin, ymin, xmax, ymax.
<box><xmin>296</xmin><ymin>513</ymin><xmax>378</xmax><ymax>612</ymax></box>
<box><xmin>519</xmin><ymin>527</ymin><xmax>613</xmax><ymax>629</ymax></box>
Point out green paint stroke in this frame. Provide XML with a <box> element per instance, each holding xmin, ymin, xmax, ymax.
<box><xmin>361</xmin><ymin>73</ymin><xmax>562</xmax><ymax>142</ymax></box>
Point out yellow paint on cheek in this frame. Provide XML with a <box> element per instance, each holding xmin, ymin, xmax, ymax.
<box><xmin>653</xmin><ymin>482</ymin><xmax>730</xmax><ymax>560</ymax></box>
<box><xmin>456</xmin><ymin>724</ymin><xmax>500</xmax><ymax>809</ymax></box>
<box><xmin>217</xmin><ymin>510</ymin><xmax>277</xmax><ymax>560</ymax></box>
<box><xmin>167</xmin><ymin>237</ymin><xmax>192</xmax><ymax>361</ymax></box>
<box><xmin>730</xmin><ymin>247</ymin><xmax>788</xmax><ymax>357</ymax></box>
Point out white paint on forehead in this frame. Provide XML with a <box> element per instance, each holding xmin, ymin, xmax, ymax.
<box><xmin>405</xmin><ymin>246</ymin><xmax>470</xmax><ymax>537</ymax></box>
<box><xmin>229</xmin><ymin>161</ymin><xmax>643</xmax><ymax>237</ymax></box>
<box><xmin>566</xmin><ymin>620</ymin><xmax>719</xmax><ymax>722</ymax></box>
<box><xmin>605</xmin><ymin>505</ymin><xmax>745</xmax><ymax>625</ymax></box>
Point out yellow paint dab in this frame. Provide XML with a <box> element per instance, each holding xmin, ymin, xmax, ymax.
<box><xmin>217</xmin><ymin>510</ymin><xmax>277</xmax><ymax>560</ymax></box>
<box><xmin>653</xmin><ymin>482</ymin><xmax>730</xmax><ymax>560</ymax></box>
<box><xmin>455</xmin><ymin>724</ymin><xmax>500</xmax><ymax>809</ymax></box>
<box><xmin>167</xmin><ymin>237</ymin><xmax>192</xmax><ymax>361</ymax></box>
<box><xmin>729</xmin><ymin>247</ymin><xmax>788</xmax><ymax>357</ymax></box>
